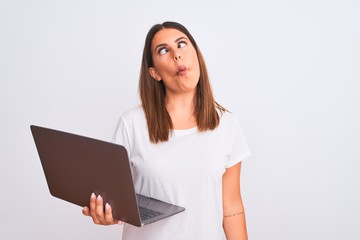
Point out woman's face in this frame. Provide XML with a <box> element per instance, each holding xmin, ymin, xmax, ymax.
<box><xmin>149</xmin><ymin>28</ymin><xmax>200</xmax><ymax>96</ymax></box>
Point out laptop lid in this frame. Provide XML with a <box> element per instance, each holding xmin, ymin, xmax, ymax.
<box><xmin>30</xmin><ymin>125</ymin><xmax>184</xmax><ymax>227</ymax></box>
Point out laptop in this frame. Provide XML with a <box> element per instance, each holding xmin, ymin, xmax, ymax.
<box><xmin>30</xmin><ymin>125</ymin><xmax>185</xmax><ymax>227</ymax></box>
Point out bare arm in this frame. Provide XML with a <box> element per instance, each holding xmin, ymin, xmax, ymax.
<box><xmin>222</xmin><ymin>162</ymin><xmax>248</xmax><ymax>240</ymax></box>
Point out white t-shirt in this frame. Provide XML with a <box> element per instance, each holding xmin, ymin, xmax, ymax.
<box><xmin>112</xmin><ymin>106</ymin><xmax>250</xmax><ymax>240</ymax></box>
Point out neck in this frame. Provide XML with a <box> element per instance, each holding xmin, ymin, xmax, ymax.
<box><xmin>166</xmin><ymin>92</ymin><xmax>197</xmax><ymax>130</ymax></box>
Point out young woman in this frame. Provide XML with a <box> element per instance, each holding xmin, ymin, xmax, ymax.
<box><xmin>82</xmin><ymin>21</ymin><xmax>251</xmax><ymax>240</ymax></box>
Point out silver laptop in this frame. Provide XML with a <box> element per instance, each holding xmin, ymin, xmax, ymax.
<box><xmin>30</xmin><ymin>125</ymin><xmax>185</xmax><ymax>227</ymax></box>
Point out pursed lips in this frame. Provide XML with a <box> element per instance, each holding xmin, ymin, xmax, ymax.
<box><xmin>176</xmin><ymin>65</ymin><xmax>187</xmax><ymax>76</ymax></box>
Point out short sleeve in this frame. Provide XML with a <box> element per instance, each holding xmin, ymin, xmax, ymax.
<box><xmin>225</xmin><ymin>115</ymin><xmax>251</xmax><ymax>168</ymax></box>
<box><xmin>111</xmin><ymin>117</ymin><xmax>132</xmax><ymax>157</ymax></box>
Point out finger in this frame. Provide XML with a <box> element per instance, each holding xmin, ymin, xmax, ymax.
<box><xmin>89</xmin><ymin>193</ymin><xmax>100</xmax><ymax>224</ymax></box>
<box><xmin>95</xmin><ymin>194</ymin><xmax>105</xmax><ymax>223</ymax></box>
<box><xmin>104</xmin><ymin>203</ymin><xmax>116</xmax><ymax>224</ymax></box>
<box><xmin>82</xmin><ymin>206</ymin><xmax>90</xmax><ymax>216</ymax></box>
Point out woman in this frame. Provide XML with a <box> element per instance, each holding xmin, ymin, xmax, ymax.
<box><xmin>83</xmin><ymin>21</ymin><xmax>251</xmax><ymax>240</ymax></box>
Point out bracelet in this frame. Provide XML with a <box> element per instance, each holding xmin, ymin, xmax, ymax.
<box><xmin>224</xmin><ymin>211</ymin><xmax>245</xmax><ymax>218</ymax></box>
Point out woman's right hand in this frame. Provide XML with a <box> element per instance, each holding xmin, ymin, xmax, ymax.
<box><xmin>82</xmin><ymin>193</ymin><xmax>123</xmax><ymax>225</ymax></box>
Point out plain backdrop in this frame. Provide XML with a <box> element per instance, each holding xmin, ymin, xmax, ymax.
<box><xmin>1</xmin><ymin>0</ymin><xmax>359</xmax><ymax>239</ymax></box>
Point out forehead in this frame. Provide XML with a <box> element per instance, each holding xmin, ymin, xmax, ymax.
<box><xmin>151</xmin><ymin>28</ymin><xmax>188</xmax><ymax>48</ymax></box>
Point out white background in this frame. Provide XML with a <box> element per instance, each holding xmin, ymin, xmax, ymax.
<box><xmin>1</xmin><ymin>0</ymin><xmax>359</xmax><ymax>239</ymax></box>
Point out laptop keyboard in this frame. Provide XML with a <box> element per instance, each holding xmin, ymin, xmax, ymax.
<box><xmin>139</xmin><ymin>206</ymin><xmax>164</xmax><ymax>220</ymax></box>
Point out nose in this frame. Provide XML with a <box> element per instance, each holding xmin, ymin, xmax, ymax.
<box><xmin>174</xmin><ymin>53</ymin><xmax>181</xmax><ymax>61</ymax></box>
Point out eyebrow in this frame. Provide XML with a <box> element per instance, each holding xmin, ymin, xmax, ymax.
<box><xmin>154</xmin><ymin>37</ymin><xmax>189</xmax><ymax>52</ymax></box>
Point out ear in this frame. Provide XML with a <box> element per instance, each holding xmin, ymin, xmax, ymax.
<box><xmin>148</xmin><ymin>67</ymin><xmax>161</xmax><ymax>81</ymax></box>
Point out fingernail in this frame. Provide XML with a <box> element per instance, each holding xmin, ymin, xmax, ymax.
<box><xmin>82</xmin><ymin>207</ymin><xmax>88</xmax><ymax>215</ymax></box>
<box><xmin>91</xmin><ymin>193</ymin><xmax>95</xmax><ymax>199</ymax></box>
<box><xmin>105</xmin><ymin>203</ymin><xmax>110</xmax><ymax>209</ymax></box>
<box><xmin>97</xmin><ymin>195</ymin><xmax>102</xmax><ymax>200</ymax></box>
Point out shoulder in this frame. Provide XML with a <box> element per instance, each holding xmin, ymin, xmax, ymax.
<box><xmin>114</xmin><ymin>105</ymin><xmax>147</xmax><ymax>135</ymax></box>
<box><xmin>215</xmin><ymin>110</ymin><xmax>247</xmax><ymax>138</ymax></box>
<box><xmin>112</xmin><ymin>106</ymin><xmax>147</xmax><ymax>147</ymax></box>
<box><xmin>218</xmin><ymin>110</ymin><xmax>240</xmax><ymax>127</ymax></box>
<box><xmin>119</xmin><ymin>105</ymin><xmax>146</xmax><ymax>123</ymax></box>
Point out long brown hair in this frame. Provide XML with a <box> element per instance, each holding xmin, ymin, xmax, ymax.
<box><xmin>139</xmin><ymin>21</ymin><xmax>226</xmax><ymax>143</ymax></box>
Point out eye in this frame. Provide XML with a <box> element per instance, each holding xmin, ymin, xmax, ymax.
<box><xmin>178</xmin><ymin>41</ymin><xmax>187</xmax><ymax>48</ymax></box>
<box><xmin>158</xmin><ymin>47</ymin><xmax>169</xmax><ymax>55</ymax></box>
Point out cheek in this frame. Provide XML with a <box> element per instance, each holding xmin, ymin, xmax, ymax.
<box><xmin>192</xmin><ymin>55</ymin><xmax>200</xmax><ymax>74</ymax></box>
<box><xmin>154</xmin><ymin>58</ymin><xmax>172</xmax><ymax>76</ymax></box>
<box><xmin>189</xmin><ymin>50</ymin><xmax>199</xmax><ymax>69</ymax></box>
